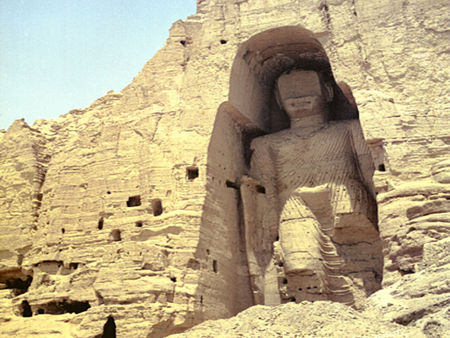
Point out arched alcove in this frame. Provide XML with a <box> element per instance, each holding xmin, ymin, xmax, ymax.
<box><xmin>228</xmin><ymin>25</ymin><xmax>358</xmax><ymax>134</ymax></box>
<box><xmin>196</xmin><ymin>24</ymin><xmax>382</xmax><ymax>319</ymax></box>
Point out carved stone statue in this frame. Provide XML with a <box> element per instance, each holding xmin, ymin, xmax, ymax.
<box><xmin>240</xmin><ymin>69</ymin><xmax>377</xmax><ymax>306</ymax></box>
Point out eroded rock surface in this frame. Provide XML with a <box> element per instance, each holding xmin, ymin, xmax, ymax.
<box><xmin>169</xmin><ymin>301</ymin><xmax>423</xmax><ymax>337</ymax></box>
<box><xmin>0</xmin><ymin>0</ymin><xmax>449</xmax><ymax>337</ymax></box>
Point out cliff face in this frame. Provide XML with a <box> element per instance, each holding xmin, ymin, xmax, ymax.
<box><xmin>0</xmin><ymin>0</ymin><xmax>449</xmax><ymax>337</ymax></box>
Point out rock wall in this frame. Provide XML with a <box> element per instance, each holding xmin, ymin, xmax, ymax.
<box><xmin>0</xmin><ymin>0</ymin><xmax>448</xmax><ymax>337</ymax></box>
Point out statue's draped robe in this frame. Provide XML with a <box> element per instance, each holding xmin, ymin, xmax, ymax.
<box><xmin>241</xmin><ymin>119</ymin><xmax>376</xmax><ymax>305</ymax></box>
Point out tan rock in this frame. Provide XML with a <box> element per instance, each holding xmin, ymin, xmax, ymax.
<box><xmin>0</xmin><ymin>0</ymin><xmax>449</xmax><ymax>336</ymax></box>
<box><xmin>169</xmin><ymin>301</ymin><xmax>424</xmax><ymax>337</ymax></box>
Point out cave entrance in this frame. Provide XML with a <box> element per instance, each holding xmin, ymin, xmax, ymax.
<box><xmin>102</xmin><ymin>315</ymin><xmax>116</xmax><ymax>338</ymax></box>
<box><xmin>126</xmin><ymin>195</ymin><xmax>141</xmax><ymax>207</ymax></box>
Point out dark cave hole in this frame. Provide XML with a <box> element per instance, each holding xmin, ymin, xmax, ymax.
<box><xmin>282</xmin><ymin>278</ymin><xmax>288</xmax><ymax>285</ymax></box>
<box><xmin>213</xmin><ymin>260</ymin><xmax>218</xmax><ymax>273</ymax></box>
<box><xmin>378</xmin><ymin>164</ymin><xmax>386</xmax><ymax>172</ymax></box>
<box><xmin>61</xmin><ymin>228</ymin><xmax>65</xmax><ymax>234</ymax></box>
<box><xmin>37</xmin><ymin>300</ymin><xmax>91</xmax><ymax>315</ymax></box>
<box><xmin>69</xmin><ymin>263</ymin><xmax>79</xmax><ymax>270</ymax></box>
<box><xmin>180</xmin><ymin>40</ymin><xmax>186</xmax><ymax>46</ymax></box>
<box><xmin>220</xmin><ymin>39</ymin><xmax>227</xmax><ymax>44</ymax></box>
<box><xmin>290</xmin><ymin>297</ymin><xmax>296</xmax><ymax>302</ymax></box>
<box><xmin>111</xmin><ymin>229</ymin><xmax>121</xmax><ymax>242</ymax></box>
<box><xmin>399</xmin><ymin>268</ymin><xmax>415</xmax><ymax>276</ymax></box>
<box><xmin>21</xmin><ymin>300</ymin><xmax>32</xmax><ymax>317</ymax></box>
<box><xmin>256</xmin><ymin>184</ymin><xmax>266</xmax><ymax>194</ymax></box>
<box><xmin>107</xmin><ymin>191</ymin><xmax>111</xmax><ymax>194</ymax></box>
<box><xmin>170</xmin><ymin>277</ymin><xmax>177</xmax><ymax>283</ymax></box>
<box><xmin>98</xmin><ymin>217</ymin><xmax>104</xmax><ymax>230</ymax></box>
<box><xmin>66</xmin><ymin>301</ymin><xmax>90</xmax><ymax>314</ymax></box>
<box><xmin>126</xmin><ymin>195</ymin><xmax>141</xmax><ymax>207</ymax></box>
<box><xmin>186</xmin><ymin>166</ymin><xmax>199</xmax><ymax>180</ymax></box>
<box><xmin>226</xmin><ymin>180</ymin><xmax>239</xmax><ymax>189</ymax></box>
<box><xmin>151</xmin><ymin>199</ymin><xmax>163</xmax><ymax>216</ymax></box>
<box><xmin>6</xmin><ymin>275</ymin><xmax>33</xmax><ymax>296</ymax></box>
<box><xmin>102</xmin><ymin>315</ymin><xmax>116</xmax><ymax>338</ymax></box>
<box><xmin>135</xmin><ymin>221</ymin><xmax>143</xmax><ymax>227</ymax></box>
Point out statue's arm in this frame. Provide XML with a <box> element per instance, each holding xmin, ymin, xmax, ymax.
<box><xmin>349</xmin><ymin>120</ymin><xmax>376</xmax><ymax>198</ymax></box>
<box><xmin>240</xmin><ymin>138</ymin><xmax>277</xmax><ymax>303</ymax></box>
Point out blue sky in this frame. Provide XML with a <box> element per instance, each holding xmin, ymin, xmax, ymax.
<box><xmin>0</xmin><ymin>0</ymin><xmax>196</xmax><ymax>130</ymax></box>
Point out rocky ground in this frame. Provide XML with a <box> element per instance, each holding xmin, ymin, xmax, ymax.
<box><xmin>170</xmin><ymin>237</ymin><xmax>450</xmax><ymax>338</ymax></box>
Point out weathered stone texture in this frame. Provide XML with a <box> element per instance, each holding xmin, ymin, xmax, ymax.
<box><xmin>0</xmin><ymin>0</ymin><xmax>449</xmax><ymax>337</ymax></box>
<box><xmin>170</xmin><ymin>301</ymin><xmax>424</xmax><ymax>337</ymax></box>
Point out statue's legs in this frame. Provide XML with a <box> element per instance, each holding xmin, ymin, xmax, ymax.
<box><xmin>278</xmin><ymin>193</ymin><xmax>328</xmax><ymax>302</ymax></box>
<box><xmin>278</xmin><ymin>187</ymin><xmax>354</xmax><ymax>304</ymax></box>
<box><xmin>279</xmin><ymin>217</ymin><xmax>328</xmax><ymax>301</ymax></box>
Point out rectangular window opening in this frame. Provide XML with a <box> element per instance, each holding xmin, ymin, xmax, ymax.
<box><xmin>127</xmin><ymin>195</ymin><xmax>141</xmax><ymax>207</ymax></box>
<box><xmin>186</xmin><ymin>166</ymin><xmax>199</xmax><ymax>180</ymax></box>
<box><xmin>151</xmin><ymin>199</ymin><xmax>163</xmax><ymax>216</ymax></box>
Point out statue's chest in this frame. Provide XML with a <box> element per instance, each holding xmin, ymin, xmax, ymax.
<box><xmin>271</xmin><ymin>127</ymin><xmax>353</xmax><ymax>168</ymax></box>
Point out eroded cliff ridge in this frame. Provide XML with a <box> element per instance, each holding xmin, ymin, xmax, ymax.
<box><xmin>0</xmin><ymin>0</ymin><xmax>449</xmax><ymax>337</ymax></box>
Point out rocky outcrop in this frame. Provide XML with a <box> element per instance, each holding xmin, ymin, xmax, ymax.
<box><xmin>363</xmin><ymin>237</ymin><xmax>450</xmax><ymax>336</ymax></box>
<box><xmin>0</xmin><ymin>0</ymin><xmax>449</xmax><ymax>337</ymax></box>
<box><xmin>169</xmin><ymin>301</ymin><xmax>424</xmax><ymax>337</ymax></box>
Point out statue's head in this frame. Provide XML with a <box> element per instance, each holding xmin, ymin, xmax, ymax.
<box><xmin>275</xmin><ymin>70</ymin><xmax>334</xmax><ymax>122</ymax></box>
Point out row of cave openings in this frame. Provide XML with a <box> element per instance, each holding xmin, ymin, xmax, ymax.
<box><xmin>179</xmin><ymin>39</ymin><xmax>228</xmax><ymax>47</ymax></box>
<box><xmin>21</xmin><ymin>299</ymin><xmax>116</xmax><ymax>337</ymax></box>
<box><xmin>61</xmin><ymin>166</ymin><xmax>201</xmax><ymax>239</ymax></box>
<box><xmin>20</xmin><ymin>299</ymin><xmax>91</xmax><ymax>317</ymax></box>
<box><xmin>12</xmin><ymin>272</ymin><xmax>116</xmax><ymax>337</ymax></box>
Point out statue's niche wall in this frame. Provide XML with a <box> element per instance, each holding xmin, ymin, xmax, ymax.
<box><xmin>228</xmin><ymin>52</ymin><xmax>272</xmax><ymax>132</ymax></box>
<box><xmin>196</xmin><ymin>103</ymin><xmax>257</xmax><ymax>319</ymax></box>
<box><xmin>228</xmin><ymin>32</ymin><xmax>295</xmax><ymax>134</ymax></box>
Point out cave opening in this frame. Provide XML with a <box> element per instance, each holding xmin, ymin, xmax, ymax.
<box><xmin>98</xmin><ymin>217</ymin><xmax>104</xmax><ymax>230</ymax></box>
<box><xmin>21</xmin><ymin>300</ymin><xmax>32</xmax><ymax>317</ymax></box>
<box><xmin>35</xmin><ymin>300</ymin><xmax>91</xmax><ymax>315</ymax></box>
<box><xmin>151</xmin><ymin>199</ymin><xmax>163</xmax><ymax>216</ymax></box>
<box><xmin>111</xmin><ymin>229</ymin><xmax>121</xmax><ymax>241</ymax></box>
<box><xmin>255</xmin><ymin>184</ymin><xmax>266</xmax><ymax>194</ymax></box>
<box><xmin>4</xmin><ymin>275</ymin><xmax>33</xmax><ymax>296</ymax></box>
<box><xmin>126</xmin><ymin>195</ymin><xmax>141</xmax><ymax>207</ymax></box>
<box><xmin>186</xmin><ymin>166</ymin><xmax>199</xmax><ymax>180</ymax></box>
<box><xmin>102</xmin><ymin>315</ymin><xmax>116</xmax><ymax>338</ymax></box>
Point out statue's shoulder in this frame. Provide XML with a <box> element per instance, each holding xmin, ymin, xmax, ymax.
<box><xmin>328</xmin><ymin>119</ymin><xmax>356</xmax><ymax>127</ymax></box>
<box><xmin>328</xmin><ymin>119</ymin><xmax>360</xmax><ymax>132</ymax></box>
<box><xmin>250</xmin><ymin>129</ymin><xmax>291</xmax><ymax>150</ymax></box>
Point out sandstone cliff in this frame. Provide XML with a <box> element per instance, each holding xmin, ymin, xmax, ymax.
<box><xmin>0</xmin><ymin>0</ymin><xmax>449</xmax><ymax>337</ymax></box>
